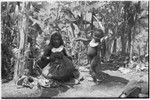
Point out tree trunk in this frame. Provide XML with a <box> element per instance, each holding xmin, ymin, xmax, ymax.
<box><xmin>13</xmin><ymin>2</ymin><xmax>27</xmax><ymax>82</ymax></box>
<box><xmin>91</xmin><ymin>8</ymin><xmax>94</xmax><ymax>31</ymax></box>
<box><xmin>105</xmin><ymin>39</ymin><xmax>113</xmax><ymax>61</ymax></box>
<box><xmin>138</xmin><ymin>45</ymin><xmax>141</xmax><ymax>63</ymax></box>
<box><xmin>113</xmin><ymin>39</ymin><xmax>117</xmax><ymax>53</ymax></box>
<box><xmin>129</xmin><ymin>26</ymin><xmax>135</xmax><ymax>64</ymax></box>
<box><xmin>121</xmin><ymin>34</ymin><xmax>126</xmax><ymax>54</ymax></box>
<box><xmin>13</xmin><ymin>26</ymin><xmax>26</xmax><ymax>81</ymax></box>
<box><xmin>144</xmin><ymin>39</ymin><xmax>148</xmax><ymax>56</ymax></box>
<box><xmin>127</xmin><ymin>29</ymin><xmax>131</xmax><ymax>52</ymax></box>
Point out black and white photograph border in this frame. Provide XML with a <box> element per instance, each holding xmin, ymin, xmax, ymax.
<box><xmin>0</xmin><ymin>0</ymin><xmax>149</xmax><ymax>99</ymax></box>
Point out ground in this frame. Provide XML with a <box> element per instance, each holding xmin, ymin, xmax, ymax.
<box><xmin>2</xmin><ymin>64</ymin><xmax>148</xmax><ymax>98</ymax></box>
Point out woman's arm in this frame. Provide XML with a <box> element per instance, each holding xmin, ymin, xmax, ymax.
<box><xmin>62</xmin><ymin>49</ymin><xmax>72</xmax><ymax>61</ymax></box>
<box><xmin>36</xmin><ymin>47</ymin><xmax>52</xmax><ymax>69</ymax></box>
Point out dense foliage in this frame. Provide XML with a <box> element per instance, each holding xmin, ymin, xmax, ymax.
<box><xmin>1</xmin><ymin>1</ymin><xmax>148</xmax><ymax>82</ymax></box>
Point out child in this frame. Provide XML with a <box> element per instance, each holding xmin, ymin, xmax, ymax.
<box><xmin>87</xmin><ymin>29</ymin><xmax>105</xmax><ymax>63</ymax></box>
<box><xmin>87</xmin><ymin>30</ymin><xmax>107</xmax><ymax>83</ymax></box>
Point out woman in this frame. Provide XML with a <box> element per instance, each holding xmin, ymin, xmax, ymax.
<box><xmin>37</xmin><ymin>31</ymin><xmax>79</xmax><ymax>82</ymax></box>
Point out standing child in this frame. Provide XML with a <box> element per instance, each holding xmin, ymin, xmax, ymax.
<box><xmin>87</xmin><ymin>30</ymin><xmax>108</xmax><ymax>83</ymax></box>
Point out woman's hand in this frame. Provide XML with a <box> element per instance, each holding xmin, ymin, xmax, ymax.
<box><xmin>46</xmin><ymin>57</ymin><xmax>50</xmax><ymax>59</ymax></box>
<box><xmin>42</xmin><ymin>65</ymin><xmax>50</xmax><ymax>77</ymax></box>
<box><xmin>46</xmin><ymin>55</ymin><xmax>55</xmax><ymax>62</ymax></box>
<box><xmin>53</xmin><ymin>53</ymin><xmax>63</xmax><ymax>59</ymax></box>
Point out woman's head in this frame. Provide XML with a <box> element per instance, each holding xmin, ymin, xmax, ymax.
<box><xmin>50</xmin><ymin>31</ymin><xmax>64</xmax><ymax>48</ymax></box>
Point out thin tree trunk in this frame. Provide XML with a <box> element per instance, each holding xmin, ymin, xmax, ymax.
<box><xmin>14</xmin><ymin>29</ymin><xmax>25</xmax><ymax>81</ymax></box>
<box><xmin>128</xmin><ymin>29</ymin><xmax>131</xmax><ymax>53</ymax></box>
<box><xmin>105</xmin><ymin>40</ymin><xmax>113</xmax><ymax>61</ymax></box>
<box><xmin>121</xmin><ymin>35</ymin><xmax>126</xmax><ymax>54</ymax></box>
<box><xmin>138</xmin><ymin>45</ymin><xmax>141</xmax><ymax>63</ymax></box>
<box><xmin>121</xmin><ymin>22</ymin><xmax>128</xmax><ymax>54</ymax></box>
<box><xmin>113</xmin><ymin>39</ymin><xmax>117</xmax><ymax>53</ymax></box>
<box><xmin>91</xmin><ymin>8</ymin><xmax>94</xmax><ymax>31</ymax></box>
<box><xmin>14</xmin><ymin>2</ymin><xmax>26</xmax><ymax>82</ymax></box>
<box><xmin>84</xmin><ymin>2</ymin><xmax>87</xmax><ymax>29</ymax></box>
<box><xmin>144</xmin><ymin>39</ymin><xmax>148</xmax><ymax>56</ymax></box>
<box><xmin>129</xmin><ymin>27</ymin><xmax>135</xmax><ymax>64</ymax></box>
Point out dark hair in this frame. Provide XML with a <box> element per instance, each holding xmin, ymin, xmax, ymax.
<box><xmin>49</xmin><ymin>31</ymin><xmax>64</xmax><ymax>47</ymax></box>
<box><xmin>93</xmin><ymin>29</ymin><xmax>104</xmax><ymax>39</ymax></box>
<box><xmin>43</xmin><ymin>31</ymin><xmax>64</xmax><ymax>56</ymax></box>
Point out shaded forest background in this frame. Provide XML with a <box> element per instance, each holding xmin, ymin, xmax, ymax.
<box><xmin>1</xmin><ymin>1</ymin><xmax>149</xmax><ymax>83</ymax></box>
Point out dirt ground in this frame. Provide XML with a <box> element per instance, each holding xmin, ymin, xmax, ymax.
<box><xmin>2</xmin><ymin>65</ymin><xmax>149</xmax><ymax>98</ymax></box>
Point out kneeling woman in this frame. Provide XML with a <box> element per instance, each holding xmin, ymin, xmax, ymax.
<box><xmin>37</xmin><ymin>31</ymin><xmax>79</xmax><ymax>82</ymax></box>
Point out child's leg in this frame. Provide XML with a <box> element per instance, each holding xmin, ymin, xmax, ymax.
<box><xmin>89</xmin><ymin>67</ymin><xmax>97</xmax><ymax>82</ymax></box>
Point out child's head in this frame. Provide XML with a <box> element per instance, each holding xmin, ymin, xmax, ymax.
<box><xmin>93</xmin><ymin>29</ymin><xmax>104</xmax><ymax>42</ymax></box>
<box><xmin>50</xmin><ymin>31</ymin><xmax>64</xmax><ymax>48</ymax></box>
